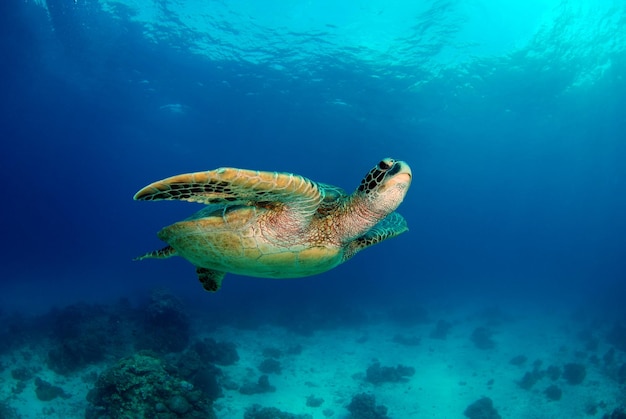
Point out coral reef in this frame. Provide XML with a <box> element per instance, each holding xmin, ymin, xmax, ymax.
<box><xmin>244</xmin><ymin>404</ymin><xmax>312</xmax><ymax>419</ymax></box>
<box><xmin>0</xmin><ymin>400</ymin><xmax>20</xmax><ymax>419</ymax></box>
<box><xmin>509</xmin><ymin>355</ymin><xmax>527</xmax><ymax>366</ymax></box>
<box><xmin>172</xmin><ymin>349</ymin><xmax>224</xmax><ymax>403</ymax></box>
<box><xmin>34</xmin><ymin>377</ymin><xmax>70</xmax><ymax>401</ymax></box>
<box><xmin>578</xmin><ymin>328</ymin><xmax>599</xmax><ymax>351</ymax></box>
<box><xmin>239</xmin><ymin>375</ymin><xmax>276</xmax><ymax>395</ymax></box>
<box><xmin>603</xmin><ymin>408</ymin><xmax>626</xmax><ymax>419</ymax></box>
<box><xmin>262</xmin><ymin>347</ymin><xmax>282</xmax><ymax>358</ymax></box>
<box><xmin>306</xmin><ymin>395</ymin><xmax>324</xmax><ymax>407</ymax></box>
<box><xmin>135</xmin><ymin>290</ymin><xmax>191</xmax><ymax>354</ymax></box>
<box><xmin>586</xmin><ymin>401</ymin><xmax>609</xmax><ymax>416</ymax></box>
<box><xmin>347</xmin><ymin>393</ymin><xmax>389</xmax><ymax>419</ymax></box>
<box><xmin>46</xmin><ymin>304</ymin><xmax>112</xmax><ymax>375</ymax></box>
<box><xmin>258</xmin><ymin>358</ymin><xmax>281</xmax><ymax>374</ymax></box>
<box><xmin>544</xmin><ymin>384</ymin><xmax>562</xmax><ymax>401</ymax></box>
<box><xmin>0</xmin><ymin>311</ymin><xmax>46</xmax><ymax>356</ymax></box>
<box><xmin>11</xmin><ymin>381</ymin><xmax>26</xmax><ymax>396</ymax></box>
<box><xmin>168</xmin><ymin>338</ymin><xmax>238</xmax><ymax>402</ymax></box>
<box><xmin>604</xmin><ymin>348</ymin><xmax>616</xmax><ymax>366</ymax></box>
<box><xmin>365</xmin><ymin>361</ymin><xmax>415</xmax><ymax>385</ymax></box>
<box><xmin>607</xmin><ymin>323</ymin><xmax>626</xmax><ymax>352</ymax></box>
<box><xmin>516</xmin><ymin>360</ymin><xmax>550</xmax><ymax>390</ymax></box>
<box><xmin>85</xmin><ymin>351</ymin><xmax>216</xmax><ymax>419</ymax></box>
<box><xmin>475</xmin><ymin>306</ymin><xmax>511</xmax><ymax>326</ymax></box>
<box><xmin>562</xmin><ymin>362</ymin><xmax>586</xmax><ymax>385</ymax></box>
<box><xmin>392</xmin><ymin>334</ymin><xmax>421</xmax><ymax>346</ymax></box>
<box><xmin>464</xmin><ymin>397</ymin><xmax>501</xmax><ymax>419</ymax></box>
<box><xmin>471</xmin><ymin>327</ymin><xmax>495</xmax><ymax>350</ymax></box>
<box><xmin>545</xmin><ymin>365</ymin><xmax>561</xmax><ymax>381</ymax></box>
<box><xmin>518</xmin><ymin>367</ymin><xmax>544</xmax><ymax>390</ymax></box>
<box><xmin>10</xmin><ymin>368</ymin><xmax>33</xmax><ymax>381</ymax></box>
<box><xmin>190</xmin><ymin>338</ymin><xmax>239</xmax><ymax>366</ymax></box>
<box><xmin>44</xmin><ymin>299</ymin><xmax>137</xmax><ymax>375</ymax></box>
<box><xmin>430</xmin><ymin>319</ymin><xmax>453</xmax><ymax>340</ymax></box>
<box><xmin>617</xmin><ymin>363</ymin><xmax>626</xmax><ymax>384</ymax></box>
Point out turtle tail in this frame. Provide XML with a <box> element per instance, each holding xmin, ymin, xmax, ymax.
<box><xmin>133</xmin><ymin>245</ymin><xmax>177</xmax><ymax>261</ymax></box>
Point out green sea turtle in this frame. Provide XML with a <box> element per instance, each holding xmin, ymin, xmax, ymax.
<box><xmin>134</xmin><ymin>158</ymin><xmax>412</xmax><ymax>292</ymax></box>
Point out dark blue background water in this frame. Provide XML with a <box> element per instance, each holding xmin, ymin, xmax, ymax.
<box><xmin>1</xmin><ymin>0</ymin><xmax>625</xmax><ymax>317</ymax></box>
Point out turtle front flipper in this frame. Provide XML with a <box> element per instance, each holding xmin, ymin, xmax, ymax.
<box><xmin>134</xmin><ymin>167</ymin><xmax>323</xmax><ymax>221</ymax></box>
<box><xmin>196</xmin><ymin>267</ymin><xmax>226</xmax><ymax>292</ymax></box>
<box><xmin>343</xmin><ymin>212</ymin><xmax>408</xmax><ymax>261</ymax></box>
<box><xmin>133</xmin><ymin>245</ymin><xmax>177</xmax><ymax>261</ymax></box>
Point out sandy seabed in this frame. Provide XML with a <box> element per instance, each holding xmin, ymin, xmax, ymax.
<box><xmin>1</xmin><ymin>300</ymin><xmax>624</xmax><ymax>418</ymax></box>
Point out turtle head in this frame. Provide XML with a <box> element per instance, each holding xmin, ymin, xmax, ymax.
<box><xmin>356</xmin><ymin>158</ymin><xmax>412</xmax><ymax>216</ymax></box>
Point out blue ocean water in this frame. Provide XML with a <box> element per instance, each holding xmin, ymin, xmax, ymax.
<box><xmin>1</xmin><ymin>0</ymin><xmax>626</xmax><ymax>418</ymax></box>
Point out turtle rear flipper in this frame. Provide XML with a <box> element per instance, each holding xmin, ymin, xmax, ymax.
<box><xmin>343</xmin><ymin>212</ymin><xmax>408</xmax><ymax>261</ymax></box>
<box><xmin>196</xmin><ymin>267</ymin><xmax>226</xmax><ymax>292</ymax></box>
<box><xmin>133</xmin><ymin>245</ymin><xmax>177</xmax><ymax>261</ymax></box>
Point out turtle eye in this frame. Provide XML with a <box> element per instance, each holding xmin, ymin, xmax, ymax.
<box><xmin>378</xmin><ymin>159</ymin><xmax>394</xmax><ymax>170</ymax></box>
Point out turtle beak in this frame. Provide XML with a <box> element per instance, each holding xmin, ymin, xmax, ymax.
<box><xmin>374</xmin><ymin>160</ymin><xmax>411</xmax><ymax>201</ymax></box>
<box><xmin>391</xmin><ymin>161</ymin><xmax>412</xmax><ymax>187</ymax></box>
